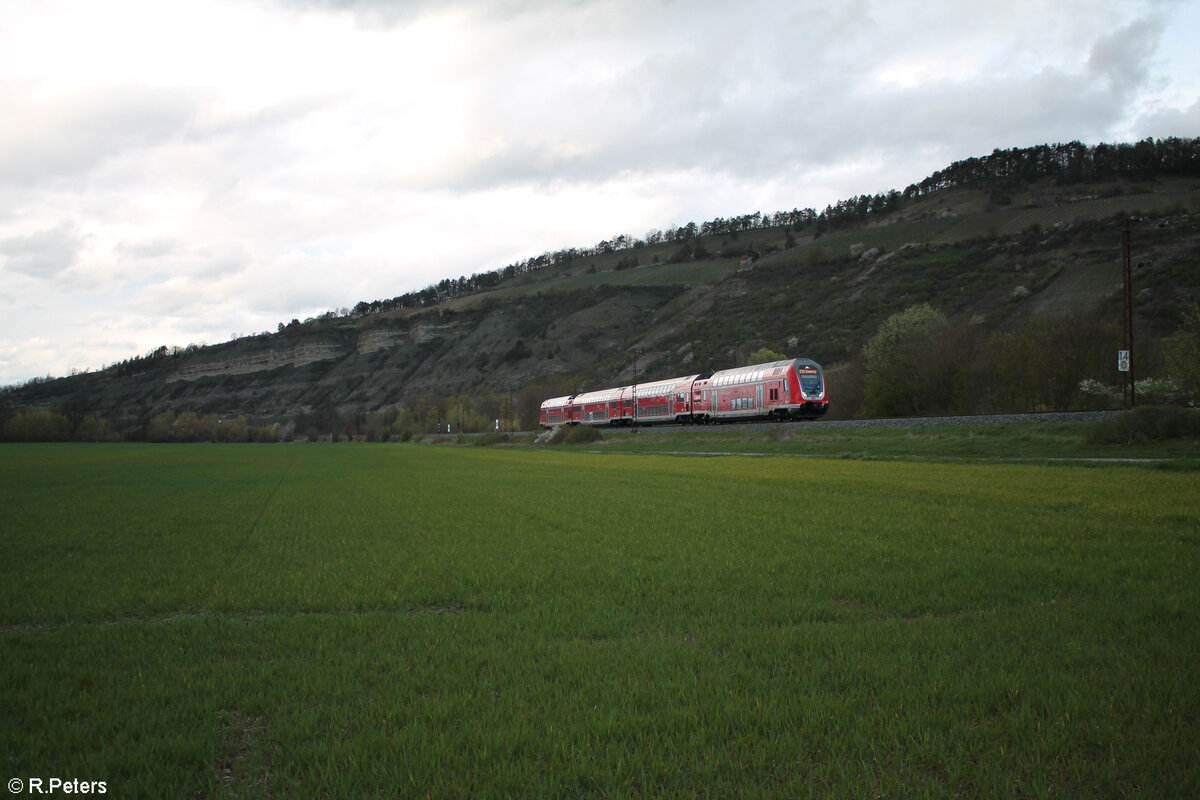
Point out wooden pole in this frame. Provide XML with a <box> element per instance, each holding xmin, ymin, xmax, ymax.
<box><xmin>1122</xmin><ymin>215</ymin><xmax>1135</xmax><ymax>408</ymax></box>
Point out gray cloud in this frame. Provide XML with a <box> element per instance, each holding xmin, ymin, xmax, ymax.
<box><xmin>0</xmin><ymin>85</ymin><xmax>198</xmax><ymax>186</ymax></box>
<box><xmin>0</xmin><ymin>220</ymin><xmax>84</xmax><ymax>278</ymax></box>
<box><xmin>1132</xmin><ymin>96</ymin><xmax>1200</xmax><ymax>136</ymax></box>
<box><xmin>1087</xmin><ymin>18</ymin><xmax>1164</xmax><ymax>96</ymax></box>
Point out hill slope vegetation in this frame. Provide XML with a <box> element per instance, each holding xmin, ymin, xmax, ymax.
<box><xmin>4</xmin><ymin>139</ymin><xmax>1200</xmax><ymax>439</ymax></box>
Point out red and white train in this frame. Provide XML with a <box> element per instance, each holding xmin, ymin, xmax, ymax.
<box><xmin>539</xmin><ymin>357</ymin><xmax>828</xmax><ymax>427</ymax></box>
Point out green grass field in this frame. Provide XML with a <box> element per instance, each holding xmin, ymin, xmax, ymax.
<box><xmin>575</xmin><ymin>420</ymin><xmax>1200</xmax><ymax>464</ymax></box>
<box><xmin>2</xmin><ymin>443</ymin><xmax>1198</xmax><ymax>797</ymax></box>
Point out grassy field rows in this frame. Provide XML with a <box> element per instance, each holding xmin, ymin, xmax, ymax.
<box><xmin>569</xmin><ymin>420</ymin><xmax>1200</xmax><ymax>463</ymax></box>
<box><xmin>1</xmin><ymin>443</ymin><xmax>1197</xmax><ymax>797</ymax></box>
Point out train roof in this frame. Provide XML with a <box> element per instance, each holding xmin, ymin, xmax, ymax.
<box><xmin>632</xmin><ymin>374</ymin><xmax>697</xmax><ymax>396</ymax></box>
<box><xmin>572</xmin><ymin>388</ymin><xmax>621</xmax><ymax>404</ymax></box>
<box><xmin>708</xmin><ymin>358</ymin><xmax>820</xmax><ymax>379</ymax></box>
<box><xmin>566</xmin><ymin>374</ymin><xmax>700</xmax><ymax>404</ymax></box>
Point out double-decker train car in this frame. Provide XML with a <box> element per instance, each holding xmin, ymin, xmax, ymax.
<box><xmin>539</xmin><ymin>357</ymin><xmax>828</xmax><ymax>427</ymax></box>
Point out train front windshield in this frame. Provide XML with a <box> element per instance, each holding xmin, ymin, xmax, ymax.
<box><xmin>798</xmin><ymin>369</ymin><xmax>822</xmax><ymax>394</ymax></box>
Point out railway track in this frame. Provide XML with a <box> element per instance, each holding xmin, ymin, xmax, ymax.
<box><xmin>609</xmin><ymin>409</ymin><xmax>1123</xmax><ymax>435</ymax></box>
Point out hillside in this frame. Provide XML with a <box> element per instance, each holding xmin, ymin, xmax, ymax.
<box><xmin>5</xmin><ymin>159</ymin><xmax>1200</xmax><ymax>436</ymax></box>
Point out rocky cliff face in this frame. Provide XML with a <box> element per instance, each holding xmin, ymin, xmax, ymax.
<box><xmin>168</xmin><ymin>340</ymin><xmax>348</xmax><ymax>382</ymax></box>
<box><xmin>10</xmin><ymin>284</ymin><xmax>683</xmax><ymax>428</ymax></box>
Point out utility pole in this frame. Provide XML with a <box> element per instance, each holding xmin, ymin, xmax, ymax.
<box><xmin>1121</xmin><ymin>215</ymin><xmax>1135</xmax><ymax>408</ymax></box>
<box><xmin>631</xmin><ymin>347</ymin><xmax>641</xmax><ymax>433</ymax></box>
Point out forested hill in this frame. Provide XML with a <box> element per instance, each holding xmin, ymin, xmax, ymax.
<box><xmin>349</xmin><ymin>138</ymin><xmax>1200</xmax><ymax>316</ymax></box>
<box><xmin>4</xmin><ymin>138</ymin><xmax>1200</xmax><ymax>441</ymax></box>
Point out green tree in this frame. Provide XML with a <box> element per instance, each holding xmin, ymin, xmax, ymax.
<box><xmin>1164</xmin><ymin>303</ymin><xmax>1200</xmax><ymax>404</ymax></box>
<box><xmin>76</xmin><ymin>415</ymin><xmax>112</xmax><ymax>442</ymax></box>
<box><xmin>148</xmin><ymin>410</ymin><xmax>175</xmax><ymax>441</ymax></box>
<box><xmin>216</xmin><ymin>415</ymin><xmax>250</xmax><ymax>442</ymax></box>
<box><xmin>861</xmin><ymin>303</ymin><xmax>951</xmax><ymax>417</ymax></box>
<box><xmin>747</xmin><ymin>347</ymin><xmax>788</xmax><ymax>364</ymax></box>
<box><xmin>3</xmin><ymin>408</ymin><xmax>71</xmax><ymax>441</ymax></box>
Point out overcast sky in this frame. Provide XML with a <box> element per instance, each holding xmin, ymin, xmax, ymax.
<box><xmin>1</xmin><ymin>0</ymin><xmax>1197</xmax><ymax>386</ymax></box>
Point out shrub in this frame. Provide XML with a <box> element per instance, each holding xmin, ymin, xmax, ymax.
<box><xmin>545</xmin><ymin>426</ymin><xmax>571</xmax><ymax>445</ymax></box>
<box><xmin>562</xmin><ymin>425</ymin><xmax>602</xmax><ymax>445</ymax></box>
<box><xmin>473</xmin><ymin>432</ymin><xmax>510</xmax><ymax>446</ymax></box>
<box><xmin>1135</xmin><ymin>377</ymin><xmax>1187</xmax><ymax>406</ymax></box>
<box><xmin>1078</xmin><ymin>379</ymin><xmax>1122</xmax><ymax>410</ymax></box>
<box><xmin>1085</xmin><ymin>405</ymin><xmax>1200</xmax><ymax>445</ymax></box>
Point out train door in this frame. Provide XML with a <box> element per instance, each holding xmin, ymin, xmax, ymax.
<box><xmin>756</xmin><ymin>384</ymin><xmax>763</xmax><ymax>410</ymax></box>
<box><xmin>674</xmin><ymin>391</ymin><xmax>688</xmax><ymax>417</ymax></box>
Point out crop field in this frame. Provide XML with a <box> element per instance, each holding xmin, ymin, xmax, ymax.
<box><xmin>2</xmin><ymin>443</ymin><xmax>1198</xmax><ymax>797</ymax></box>
<box><xmin>578</xmin><ymin>419</ymin><xmax>1200</xmax><ymax>463</ymax></box>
